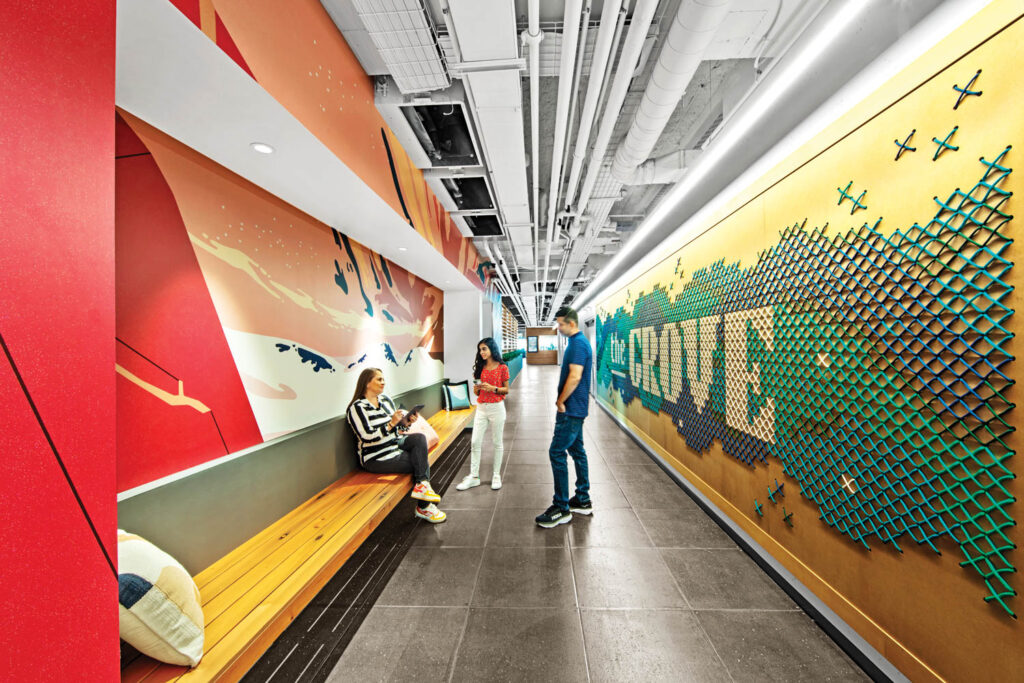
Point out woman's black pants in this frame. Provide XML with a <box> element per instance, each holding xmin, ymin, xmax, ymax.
<box><xmin>362</xmin><ymin>433</ymin><xmax>431</xmax><ymax>509</ymax></box>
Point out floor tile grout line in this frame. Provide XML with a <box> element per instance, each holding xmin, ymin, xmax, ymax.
<box><xmin>359</xmin><ymin>604</ymin><xmax>803</xmax><ymax>612</ymax></box>
<box><xmin>445</xmin><ymin>475</ymin><xmax>502</xmax><ymax>683</ymax></box>
<box><xmin>566</xmin><ymin>526</ymin><xmax>592</xmax><ymax>683</ymax></box>
<box><xmin>591</xmin><ymin>381</ymin><xmax>740</xmax><ymax>683</ymax></box>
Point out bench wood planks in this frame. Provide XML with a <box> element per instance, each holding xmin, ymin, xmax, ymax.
<box><xmin>122</xmin><ymin>407</ymin><xmax>475</xmax><ymax>683</ymax></box>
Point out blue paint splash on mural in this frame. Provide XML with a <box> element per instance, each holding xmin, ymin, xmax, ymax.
<box><xmin>383</xmin><ymin>343</ymin><xmax>399</xmax><ymax>366</ymax></box>
<box><xmin>369</xmin><ymin>257</ymin><xmax>382</xmax><ymax>290</ymax></box>
<box><xmin>333</xmin><ymin>260</ymin><xmax>348</xmax><ymax>294</ymax></box>
<box><xmin>405</xmin><ymin>349</ymin><xmax>414</xmax><ymax>364</ymax></box>
<box><xmin>337</xmin><ymin>231</ymin><xmax>373</xmax><ymax>316</ymax></box>
<box><xmin>347</xmin><ymin>353</ymin><xmax>368</xmax><ymax>369</ymax></box>
<box><xmin>379</xmin><ymin>256</ymin><xmax>394</xmax><ymax>287</ymax></box>
<box><xmin>275</xmin><ymin>343</ymin><xmax>335</xmax><ymax>373</ymax></box>
<box><xmin>382</xmin><ymin>310</ymin><xmax>395</xmax><ymax>322</ymax></box>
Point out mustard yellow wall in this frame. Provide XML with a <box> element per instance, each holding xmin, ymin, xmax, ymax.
<box><xmin>596</xmin><ymin>4</ymin><xmax>1023</xmax><ymax>681</ymax></box>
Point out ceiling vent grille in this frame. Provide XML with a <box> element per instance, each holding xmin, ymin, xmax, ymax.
<box><xmin>352</xmin><ymin>0</ymin><xmax>451</xmax><ymax>93</ymax></box>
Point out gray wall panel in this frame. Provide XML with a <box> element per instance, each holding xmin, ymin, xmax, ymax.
<box><xmin>118</xmin><ymin>381</ymin><xmax>446</xmax><ymax>574</ymax></box>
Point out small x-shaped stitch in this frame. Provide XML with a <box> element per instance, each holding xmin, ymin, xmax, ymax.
<box><xmin>932</xmin><ymin>126</ymin><xmax>959</xmax><ymax>160</ymax></box>
<box><xmin>953</xmin><ymin>69</ymin><xmax>982</xmax><ymax>110</ymax></box>
<box><xmin>894</xmin><ymin>129</ymin><xmax>917</xmax><ymax>161</ymax></box>
<box><xmin>837</xmin><ymin>182</ymin><xmax>867</xmax><ymax>213</ymax></box>
<box><xmin>841</xmin><ymin>474</ymin><xmax>857</xmax><ymax>494</ymax></box>
<box><xmin>782</xmin><ymin>507</ymin><xmax>794</xmax><ymax>527</ymax></box>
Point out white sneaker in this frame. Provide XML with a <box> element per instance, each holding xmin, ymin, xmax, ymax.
<box><xmin>491</xmin><ymin>474</ymin><xmax>502</xmax><ymax>490</ymax></box>
<box><xmin>456</xmin><ymin>475</ymin><xmax>481</xmax><ymax>491</ymax></box>
<box><xmin>414</xmin><ymin>503</ymin><xmax>446</xmax><ymax>524</ymax></box>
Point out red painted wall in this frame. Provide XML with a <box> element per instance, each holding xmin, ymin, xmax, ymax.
<box><xmin>0</xmin><ymin>1</ymin><xmax>117</xmax><ymax>679</ymax></box>
<box><xmin>115</xmin><ymin>115</ymin><xmax>263</xmax><ymax>492</ymax></box>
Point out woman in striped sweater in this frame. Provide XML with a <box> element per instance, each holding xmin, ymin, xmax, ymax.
<box><xmin>346</xmin><ymin>368</ymin><xmax>446</xmax><ymax>523</ymax></box>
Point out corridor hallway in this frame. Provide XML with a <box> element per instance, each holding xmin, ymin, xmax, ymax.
<box><xmin>321</xmin><ymin>363</ymin><xmax>867</xmax><ymax>682</ymax></box>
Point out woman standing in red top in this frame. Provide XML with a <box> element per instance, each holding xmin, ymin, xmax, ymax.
<box><xmin>456</xmin><ymin>337</ymin><xmax>510</xmax><ymax>491</ymax></box>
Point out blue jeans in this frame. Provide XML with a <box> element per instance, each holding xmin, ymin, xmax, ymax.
<box><xmin>548</xmin><ymin>412</ymin><xmax>590</xmax><ymax>511</ymax></box>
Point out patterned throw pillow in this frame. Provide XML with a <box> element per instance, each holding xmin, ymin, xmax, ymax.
<box><xmin>443</xmin><ymin>381</ymin><xmax>471</xmax><ymax>410</ymax></box>
<box><xmin>118</xmin><ymin>530</ymin><xmax>204</xmax><ymax>667</ymax></box>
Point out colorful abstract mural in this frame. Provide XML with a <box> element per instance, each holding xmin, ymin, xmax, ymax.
<box><xmin>168</xmin><ymin>0</ymin><xmax>488</xmax><ymax>290</ymax></box>
<box><xmin>598</xmin><ymin>149</ymin><xmax>1015</xmax><ymax>615</ymax></box>
<box><xmin>117</xmin><ymin>112</ymin><xmax>446</xmax><ymax>490</ymax></box>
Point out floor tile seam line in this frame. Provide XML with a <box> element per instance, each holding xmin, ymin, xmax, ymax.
<box><xmin>446</xmin><ymin>483</ymin><xmax>501</xmax><ymax>683</ymax></box>
<box><xmin>567</xmin><ymin>536</ymin><xmax>593</xmax><ymax>683</ymax></box>
<box><xmin>652</xmin><ymin>535</ymin><xmax>696</xmax><ymax>612</ymax></box>
<box><xmin>690</xmin><ymin>610</ymin><xmax>740</xmax><ymax>683</ymax></box>
<box><xmin>629</xmin><ymin>463</ymin><xmax>738</xmax><ymax>680</ymax></box>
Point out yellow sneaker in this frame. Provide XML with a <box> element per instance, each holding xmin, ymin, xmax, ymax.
<box><xmin>414</xmin><ymin>503</ymin><xmax>446</xmax><ymax>524</ymax></box>
<box><xmin>411</xmin><ymin>481</ymin><xmax>441</xmax><ymax>503</ymax></box>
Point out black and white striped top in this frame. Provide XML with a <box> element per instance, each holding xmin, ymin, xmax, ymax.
<box><xmin>347</xmin><ymin>395</ymin><xmax>403</xmax><ymax>464</ymax></box>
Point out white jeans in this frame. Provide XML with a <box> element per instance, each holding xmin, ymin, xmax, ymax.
<box><xmin>470</xmin><ymin>401</ymin><xmax>506</xmax><ymax>477</ymax></box>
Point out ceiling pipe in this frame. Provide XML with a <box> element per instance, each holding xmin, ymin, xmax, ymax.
<box><xmin>496</xmin><ymin>247</ymin><xmax>532</xmax><ymax>326</ymax></box>
<box><xmin>540</xmin><ymin>0</ymin><xmax>584</xmax><ymax>320</ymax></box>
<box><xmin>542</xmin><ymin>0</ymin><xmax>656</xmax><ymax>322</ymax></box>
<box><xmin>484</xmin><ymin>242</ymin><xmax>529</xmax><ymax>324</ymax></box>
<box><xmin>620</xmin><ymin>148</ymin><xmax>702</xmax><ymax>184</ymax></box>
<box><xmin>574</xmin><ymin>0</ymin><xmax>658</xmax><ymax>224</ymax></box>
<box><xmin>521</xmin><ymin>0</ymin><xmax>543</xmax><ymax>316</ymax></box>
<box><xmin>594</xmin><ymin>5</ymin><xmax>628</xmax><ymax>131</ymax></box>
<box><xmin>548</xmin><ymin>0</ymin><xmax>730</xmax><ymax>321</ymax></box>
<box><xmin>563</xmin><ymin>0</ymin><xmax>623</xmax><ymax>209</ymax></box>
<box><xmin>545</xmin><ymin>0</ymin><xmax>584</xmax><ymax>246</ymax></box>
<box><xmin>610</xmin><ymin>0</ymin><xmax>735</xmax><ymax>184</ymax></box>
<box><xmin>560</xmin><ymin>1</ymin><xmax>592</xmax><ymax>202</ymax></box>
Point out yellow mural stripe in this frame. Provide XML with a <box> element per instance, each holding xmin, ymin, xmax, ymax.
<box><xmin>116</xmin><ymin>363</ymin><xmax>212</xmax><ymax>414</ymax></box>
<box><xmin>199</xmin><ymin>0</ymin><xmax>217</xmax><ymax>41</ymax></box>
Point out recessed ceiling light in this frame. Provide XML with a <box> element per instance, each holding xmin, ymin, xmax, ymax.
<box><xmin>250</xmin><ymin>142</ymin><xmax>275</xmax><ymax>154</ymax></box>
<box><xmin>398</xmin><ymin>247</ymin><xmax>407</xmax><ymax>251</ymax></box>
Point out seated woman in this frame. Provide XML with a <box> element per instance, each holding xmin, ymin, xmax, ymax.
<box><xmin>346</xmin><ymin>367</ymin><xmax>446</xmax><ymax>523</ymax></box>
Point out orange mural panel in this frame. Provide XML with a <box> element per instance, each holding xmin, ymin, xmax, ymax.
<box><xmin>205</xmin><ymin>0</ymin><xmax>488</xmax><ymax>289</ymax></box>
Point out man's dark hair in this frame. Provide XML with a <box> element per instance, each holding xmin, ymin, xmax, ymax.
<box><xmin>555</xmin><ymin>306</ymin><xmax>579</xmax><ymax>325</ymax></box>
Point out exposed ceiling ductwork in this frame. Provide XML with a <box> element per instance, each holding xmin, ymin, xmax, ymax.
<box><xmin>347</xmin><ymin>0</ymin><xmax>451</xmax><ymax>93</ymax></box>
<box><xmin>322</xmin><ymin>0</ymin><xmax>945</xmax><ymax>326</ymax></box>
<box><xmin>610</xmin><ymin>0</ymin><xmax>735</xmax><ymax>184</ymax></box>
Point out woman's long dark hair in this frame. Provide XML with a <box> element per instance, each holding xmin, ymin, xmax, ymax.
<box><xmin>473</xmin><ymin>337</ymin><xmax>505</xmax><ymax>379</ymax></box>
<box><xmin>348</xmin><ymin>367</ymin><xmax>383</xmax><ymax>410</ymax></box>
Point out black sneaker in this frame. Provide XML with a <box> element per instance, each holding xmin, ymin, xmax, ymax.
<box><xmin>535</xmin><ymin>505</ymin><xmax>573</xmax><ymax>528</ymax></box>
<box><xmin>568</xmin><ymin>495</ymin><xmax>593</xmax><ymax>515</ymax></box>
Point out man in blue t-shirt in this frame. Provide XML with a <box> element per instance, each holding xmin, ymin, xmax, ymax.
<box><xmin>536</xmin><ymin>306</ymin><xmax>593</xmax><ymax>528</ymax></box>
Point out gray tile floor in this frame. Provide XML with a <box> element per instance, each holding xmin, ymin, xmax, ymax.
<box><xmin>327</xmin><ymin>364</ymin><xmax>868</xmax><ymax>683</ymax></box>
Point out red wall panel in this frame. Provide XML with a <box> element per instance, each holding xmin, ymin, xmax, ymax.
<box><xmin>115</xmin><ymin>116</ymin><xmax>262</xmax><ymax>492</ymax></box>
<box><xmin>0</xmin><ymin>0</ymin><xmax>117</xmax><ymax>678</ymax></box>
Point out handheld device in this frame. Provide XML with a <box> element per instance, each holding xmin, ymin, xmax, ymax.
<box><xmin>398</xmin><ymin>403</ymin><xmax>425</xmax><ymax>427</ymax></box>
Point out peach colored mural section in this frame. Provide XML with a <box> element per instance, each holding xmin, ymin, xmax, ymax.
<box><xmin>122</xmin><ymin>112</ymin><xmax>445</xmax><ymax>441</ymax></box>
<box><xmin>202</xmin><ymin>0</ymin><xmax>488</xmax><ymax>289</ymax></box>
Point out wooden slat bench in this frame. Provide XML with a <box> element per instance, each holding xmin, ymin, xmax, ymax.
<box><xmin>122</xmin><ymin>407</ymin><xmax>475</xmax><ymax>682</ymax></box>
